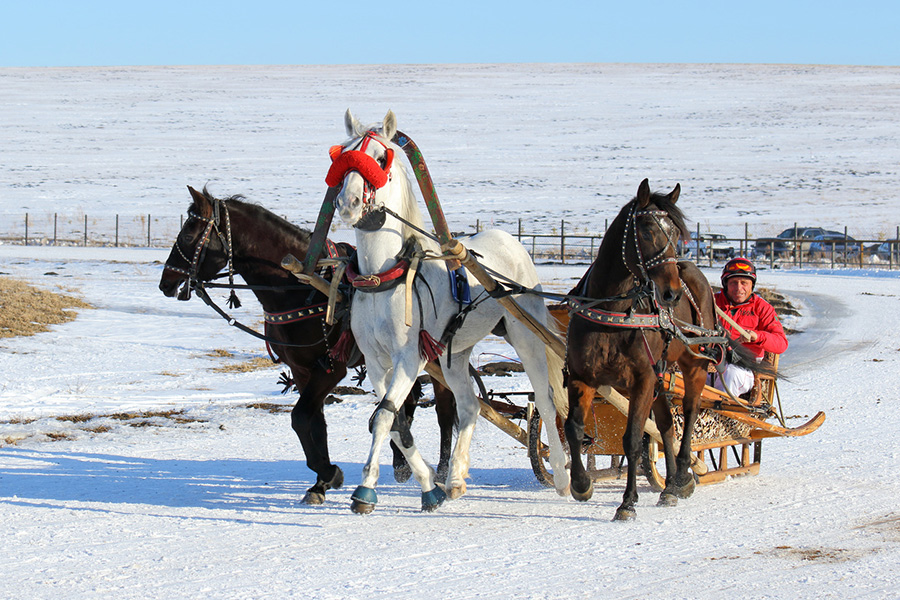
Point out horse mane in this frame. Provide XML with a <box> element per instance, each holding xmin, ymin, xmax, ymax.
<box><xmin>193</xmin><ymin>186</ymin><xmax>312</xmax><ymax>250</ymax></box>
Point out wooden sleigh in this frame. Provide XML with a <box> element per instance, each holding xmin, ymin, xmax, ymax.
<box><xmin>515</xmin><ymin>306</ymin><xmax>825</xmax><ymax>490</ymax></box>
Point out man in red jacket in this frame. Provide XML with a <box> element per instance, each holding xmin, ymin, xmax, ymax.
<box><xmin>713</xmin><ymin>257</ymin><xmax>788</xmax><ymax>397</ymax></box>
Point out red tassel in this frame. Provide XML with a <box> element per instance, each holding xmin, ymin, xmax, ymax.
<box><xmin>419</xmin><ymin>330</ymin><xmax>445</xmax><ymax>362</ymax></box>
<box><xmin>329</xmin><ymin>329</ymin><xmax>355</xmax><ymax>363</ymax></box>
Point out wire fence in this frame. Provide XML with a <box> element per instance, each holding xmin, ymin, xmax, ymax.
<box><xmin>3</xmin><ymin>213</ymin><xmax>900</xmax><ymax>271</ymax></box>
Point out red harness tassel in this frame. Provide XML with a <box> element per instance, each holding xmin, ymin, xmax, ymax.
<box><xmin>329</xmin><ymin>329</ymin><xmax>356</xmax><ymax>364</ymax></box>
<box><xmin>418</xmin><ymin>330</ymin><xmax>446</xmax><ymax>362</ymax></box>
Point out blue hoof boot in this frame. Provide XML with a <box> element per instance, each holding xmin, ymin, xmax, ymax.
<box><xmin>421</xmin><ymin>486</ymin><xmax>447</xmax><ymax>512</ymax></box>
<box><xmin>350</xmin><ymin>486</ymin><xmax>377</xmax><ymax>514</ymax></box>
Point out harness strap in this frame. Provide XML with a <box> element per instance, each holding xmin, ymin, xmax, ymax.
<box><xmin>264</xmin><ymin>303</ymin><xmax>328</xmax><ymax>324</ymax></box>
<box><xmin>345</xmin><ymin>258</ymin><xmax>411</xmax><ymax>291</ymax></box>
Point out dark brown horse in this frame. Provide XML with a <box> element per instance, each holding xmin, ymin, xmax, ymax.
<box><xmin>565</xmin><ymin>179</ymin><xmax>770</xmax><ymax>520</ymax></box>
<box><xmin>158</xmin><ymin>186</ymin><xmax>455</xmax><ymax>504</ymax></box>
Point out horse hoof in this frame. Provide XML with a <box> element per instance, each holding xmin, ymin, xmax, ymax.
<box><xmin>556</xmin><ymin>483</ymin><xmax>571</xmax><ymax>497</ymax></box>
<box><xmin>613</xmin><ymin>506</ymin><xmax>636</xmax><ymax>521</ymax></box>
<box><xmin>328</xmin><ymin>466</ymin><xmax>344</xmax><ymax>490</ymax></box>
<box><xmin>570</xmin><ymin>481</ymin><xmax>593</xmax><ymax>502</ymax></box>
<box><xmin>447</xmin><ymin>482</ymin><xmax>467</xmax><ymax>500</ymax></box>
<box><xmin>421</xmin><ymin>485</ymin><xmax>447</xmax><ymax>512</ymax></box>
<box><xmin>302</xmin><ymin>490</ymin><xmax>326</xmax><ymax>505</ymax></box>
<box><xmin>393</xmin><ymin>463</ymin><xmax>412</xmax><ymax>483</ymax></box>
<box><xmin>671</xmin><ymin>477</ymin><xmax>696</xmax><ymax>499</ymax></box>
<box><xmin>350</xmin><ymin>486</ymin><xmax>377</xmax><ymax>514</ymax></box>
<box><xmin>657</xmin><ymin>492</ymin><xmax>678</xmax><ymax>507</ymax></box>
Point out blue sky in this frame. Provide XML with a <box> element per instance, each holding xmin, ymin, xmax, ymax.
<box><xmin>3</xmin><ymin>1</ymin><xmax>898</xmax><ymax>67</ymax></box>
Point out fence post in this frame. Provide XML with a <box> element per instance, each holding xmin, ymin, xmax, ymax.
<box><xmin>518</xmin><ymin>218</ymin><xmax>522</xmax><ymax>243</ymax></box>
<box><xmin>560</xmin><ymin>220</ymin><xmax>566</xmax><ymax>264</ymax></box>
<box><xmin>54</xmin><ymin>213</ymin><xmax>57</xmax><ymax>245</ymax></box>
<box><xmin>115</xmin><ymin>215</ymin><xmax>119</xmax><ymax>248</ymax></box>
<box><xmin>25</xmin><ymin>213</ymin><xmax>29</xmax><ymax>246</ymax></box>
<box><xmin>84</xmin><ymin>215</ymin><xmax>88</xmax><ymax>247</ymax></box>
<box><xmin>744</xmin><ymin>223</ymin><xmax>749</xmax><ymax>258</ymax></box>
<box><xmin>147</xmin><ymin>214</ymin><xmax>151</xmax><ymax>247</ymax></box>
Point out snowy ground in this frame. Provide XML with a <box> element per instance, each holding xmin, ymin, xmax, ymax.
<box><xmin>2</xmin><ymin>242</ymin><xmax>899</xmax><ymax>599</ymax></box>
<box><xmin>2</xmin><ymin>63</ymin><xmax>899</xmax><ymax>239</ymax></box>
<box><xmin>2</xmin><ymin>63</ymin><xmax>900</xmax><ymax>598</ymax></box>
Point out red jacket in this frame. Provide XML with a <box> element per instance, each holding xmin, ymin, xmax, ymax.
<box><xmin>715</xmin><ymin>291</ymin><xmax>788</xmax><ymax>358</ymax></box>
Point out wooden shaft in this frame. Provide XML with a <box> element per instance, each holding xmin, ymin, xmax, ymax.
<box><xmin>423</xmin><ymin>362</ymin><xmax>528</xmax><ymax>447</ymax></box>
<box><xmin>442</xmin><ymin>239</ymin><xmax>567</xmax><ymax>358</ymax></box>
<box><xmin>281</xmin><ymin>253</ymin><xmax>344</xmax><ymax>303</ymax></box>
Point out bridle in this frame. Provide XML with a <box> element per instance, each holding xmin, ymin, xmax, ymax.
<box><xmin>623</xmin><ymin>203</ymin><xmax>681</xmax><ymax>285</ymax></box>
<box><xmin>326</xmin><ymin>131</ymin><xmax>395</xmax><ymax>229</ymax></box>
<box><xmin>163</xmin><ymin>198</ymin><xmax>237</xmax><ymax>299</ymax></box>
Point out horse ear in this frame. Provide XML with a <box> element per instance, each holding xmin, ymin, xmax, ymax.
<box><xmin>668</xmin><ymin>183</ymin><xmax>681</xmax><ymax>204</ymax></box>
<box><xmin>382</xmin><ymin>110</ymin><xmax>397</xmax><ymax>141</ymax></box>
<box><xmin>345</xmin><ymin>109</ymin><xmax>363</xmax><ymax>137</ymax></box>
<box><xmin>187</xmin><ymin>185</ymin><xmax>212</xmax><ymax>217</ymax></box>
<box><xmin>636</xmin><ymin>178</ymin><xmax>651</xmax><ymax>208</ymax></box>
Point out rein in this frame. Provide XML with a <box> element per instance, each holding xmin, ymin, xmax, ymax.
<box><xmin>191</xmin><ymin>282</ymin><xmax>335</xmax><ymax>350</ymax></box>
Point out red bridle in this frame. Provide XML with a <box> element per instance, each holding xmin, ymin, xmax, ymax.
<box><xmin>325</xmin><ymin>132</ymin><xmax>394</xmax><ymax>190</ymax></box>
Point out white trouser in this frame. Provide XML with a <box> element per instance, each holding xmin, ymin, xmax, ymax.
<box><xmin>712</xmin><ymin>363</ymin><xmax>755</xmax><ymax>397</ymax></box>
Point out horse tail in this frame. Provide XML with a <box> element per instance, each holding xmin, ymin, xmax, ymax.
<box><xmin>545</xmin><ymin>346</ymin><xmax>568</xmax><ymax>419</ymax></box>
<box><xmin>539</xmin><ymin>306</ymin><xmax>568</xmax><ymax>419</ymax></box>
<box><xmin>726</xmin><ymin>338</ymin><xmax>779</xmax><ymax>379</ymax></box>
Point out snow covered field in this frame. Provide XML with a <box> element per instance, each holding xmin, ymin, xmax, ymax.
<box><xmin>2</xmin><ymin>63</ymin><xmax>900</xmax><ymax>599</ymax></box>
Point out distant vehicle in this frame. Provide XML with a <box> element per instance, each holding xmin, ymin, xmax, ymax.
<box><xmin>701</xmin><ymin>233</ymin><xmax>737</xmax><ymax>260</ymax></box>
<box><xmin>678</xmin><ymin>233</ymin><xmax>707</xmax><ymax>258</ymax></box>
<box><xmin>753</xmin><ymin>227</ymin><xmax>842</xmax><ymax>259</ymax></box>
<box><xmin>808</xmin><ymin>233</ymin><xmax>860</xmax><ymax>260</ymax></box>
<box><xmin>869</xmin><ymin>239</ymin><xmax>900</xmax><ymax>263</ymax></box>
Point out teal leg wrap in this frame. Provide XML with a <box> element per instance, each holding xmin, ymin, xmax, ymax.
<box><xmin>421</xmin><ymin>486</ymin><xmax>447</xmax><ymax>512</ymax></box>
<box><xmin>351</xmin><ymin>486</ymin><xmax>378</xmax><ymax>506</ymax></box>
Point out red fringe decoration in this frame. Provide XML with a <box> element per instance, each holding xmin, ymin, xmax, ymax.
<box><xmin>329</xmin><ymin>329</ymin><xmax>355</xmax><ymax>363</ymax></box>
<box><xmin>419</xmin><ymin>330</ymin><xmax>445</xmax><ymax>362</ymax></box>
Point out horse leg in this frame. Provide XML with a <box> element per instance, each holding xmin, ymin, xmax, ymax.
<box><xmin>392</xmin><ymin>389</ymin><xmax>418</xmax><ymax>483</ymax></box>
<box><xmin>615</xmin><ymin>381</ymin><xmax>656</xmax><ymax>521</ymax></box>
<box><xmin>289</xmin><ymin>365</ymin><xmax>347</xmax><ymax>505</ymax></box>
<box><xmin>650</xmin><ymin>395</ymin><xmax>680</xmax><ymax>507</ymax></box>
<box><xmin>432</xmin><ymin>377</ymin><xmax>456</xmax><ymax>484</ymax></box>
<box><xmin>441</xmin><ymin>353</ymin><xmax>480</xmax><ymax>500</ymax></box>
<box><xmin>565</xmin><ymin>379</ymin><xmax>596</xmax><ymax>501</ymax></box>
<box><xmin>353</xmin><ymin>357</ymin><xmax>441</xmax><ymax>513</ymax></box>
<box><xmin>667</xmin><ymin>364</ymin><xmax>706</xmax><ymax>500</ymax></box>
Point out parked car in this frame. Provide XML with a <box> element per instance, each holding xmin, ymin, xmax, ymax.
<box><xmin>678</xmin><ymin>233</ymin><xmax>707</xmax><ymax>258</ymax></box>
<box><xmin>753</xmin><ymin>227</ymin><xmax>842</xmax><ymax>259</ymax></box>
<box><xmin>701</xmin><ymin>233</ymin><xmax>737</xmax><ymax>260</ymax></box>
<box><xmin>808</xmin><ymin>233</ymin><xmax>861</xmax><ymax>260</ymax></box>
<box><xmin>868</xmin><ymin>239</ymin><xmax>900</xmax><ymax>263</ymax></box>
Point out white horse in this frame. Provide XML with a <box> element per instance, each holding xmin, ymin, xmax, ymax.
<box><xmin>329</xmin><ymin>109</ymin><xmax>570</xmax><ymax>513</ymax></box>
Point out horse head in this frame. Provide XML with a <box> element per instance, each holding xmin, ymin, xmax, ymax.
<box><xmin>159</xmin><ymin>185</ymin><xmax>234</xmax><ymax>299</ymax></box>
<box><xmin>626</xmin><ymin>178</ymin><xmax>688</xmax><ymax>308</ymax></box>
<box><xmin>329</xmin><ymin>109</ymin><xmax>401</xmax><ymax>229</ymax></box>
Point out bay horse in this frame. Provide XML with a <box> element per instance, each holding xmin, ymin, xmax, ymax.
<box><xmin>565</xmin><ymin>179</ymin><xmax>772</xmax><ymax>520</ymax></box>
<box><xmin>329</xmin><ymin>109</ymin><xmax>570</xmax><ymax>513</ymax></box>
<box><xmin>158</xmin><ymin>186</ymin><xmax>456</xmax><ymax>504</ymax></box>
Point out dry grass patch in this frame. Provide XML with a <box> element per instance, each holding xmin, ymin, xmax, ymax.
<box><xmin>0</xmin><ymin>276</ymin><xmax>92</xmax><ymax>338</ymax></box>
<box><xmin>212</xmin><ymin>356</ymin><xmax>276</xmax><ymax>373</ymax></box>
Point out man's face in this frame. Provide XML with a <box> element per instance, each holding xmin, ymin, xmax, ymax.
<box><xmin>725</xmin><ymin>277</ymin><xmax>754</xmax><ymax>304</ymax></box>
